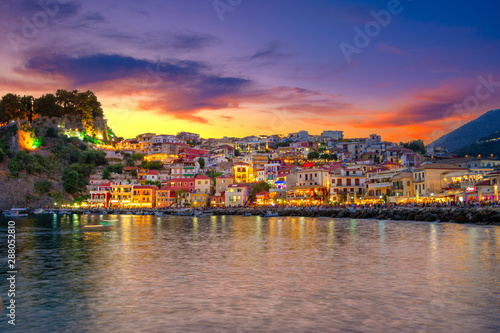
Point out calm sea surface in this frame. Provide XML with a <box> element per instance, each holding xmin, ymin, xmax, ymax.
<box><xmin>0</xmin><ymin>215</ymin><xmax>499</xmax><ymax>332</ymax></box>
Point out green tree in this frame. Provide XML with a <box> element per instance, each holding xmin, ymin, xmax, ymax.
<box><xmin>34</xmin><ymin>94</ymin><xmax>63</xmax><ymax>117</ymax></box>
<box><xmin>63</xmin><ymin>170</ymin><xmax>80</xmax><ymax>193</ymax></box>
<box><xmin>198</xmin><ymin>157</ymin><xmax>205</xmax><ymax>169</ymax></box>
<box><xmin>175</xmin><ymin>188</ymin><xmax>186</xmax><ymax>206</ymax></box>
<box><xmin>141</xmin><ymin>160</ymin><xmax>163</xmax><ymax>170</ymax></box>
<box><xmin>252</xmin><ymin>181</ymin><xmax>270</xmax><ymax>199</ymax></box>
<box><xmin>307</xmin><ymin>151</ymin><xmax>320</xmax><ymax>160</ymax></box>
<box><xmin>20</xmin><ymin>95</ymin><xmax>35</xmax><ymax>122</ymax></box>
<box><xmin>400</xmin><ymin>140</ymin><xmax>426</xmax><ymax>154</ymax></box>
<box><xmin>0</xmin><ymin>93</ymin><xmax>21</xmax><ymax>122</ymax></box>
<box><xmin>34</xmin><ymin>180</ymin><xmax>52</xmax><ymax>193</ymax></box>
<box><xmin>45</xmin><ymin>127</ymin><xmax>58</xmax><ymax>138</ymax></box>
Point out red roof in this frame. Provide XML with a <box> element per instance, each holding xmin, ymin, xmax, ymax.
<box><xmin>147</xmin><ymin>170</ymin><xmax>159</xmax><ymax>175</ymax></box>
<box><xmin>195</xmin><ymin>175</ymin><xmax>211</xmax><ymax>179</ymax></box>
<box><xmin>255</xmin><ymin>191</ymin><xmax>269</xmax><ymax>196</ymax></box>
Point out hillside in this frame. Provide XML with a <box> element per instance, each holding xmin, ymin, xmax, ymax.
<box><xmin>0</xmin><ymin>89</ymin><xmax>117</xmax><ymax>209</ymax></box>
<box><xmin>429</xmin><ymin>109</ymin><xmax>500</xmax><ymax>152</ymax></box>
<box><xmin>453</xmin><ymin>131</ymin><xmax>500</xmax><ymax>158</ymax></box>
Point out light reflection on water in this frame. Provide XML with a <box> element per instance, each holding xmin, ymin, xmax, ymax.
<box><xmin>1</xmin><ymin>215</ymin><xmax>500</xmax><ymax>332</ymax></box>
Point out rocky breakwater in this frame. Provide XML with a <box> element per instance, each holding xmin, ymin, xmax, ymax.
<box><xmin>213</xmin><ymin>207</ymin><xmax>500</xmax><ymax>225</ymax></box>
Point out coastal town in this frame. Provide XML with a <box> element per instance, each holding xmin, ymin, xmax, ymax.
<box><xmin>81</xmin><ymin>130</ymin><xmax>500</xmax><ymax>210</ymax></box>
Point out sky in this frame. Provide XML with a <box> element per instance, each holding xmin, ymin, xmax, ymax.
<box><xmin>1</xmin><ymin>0</ymin><xmax>499</xmax><ymax>143</ymax></box>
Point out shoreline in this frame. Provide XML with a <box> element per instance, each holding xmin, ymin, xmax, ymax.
<box><xmin>5</xmin><ymin>206</ymin><xmax>500</xmax><ymax>226</ymax></box>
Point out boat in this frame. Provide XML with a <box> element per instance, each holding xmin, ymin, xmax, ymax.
<box><xmin>99</xmin><ymin>220</ymin><xmax>117</xmax><ymax>226</ymax></box>
<box><xmin>33</xmin><ymin>208</ymin><xmax>45</xmax><ymax>215</ymax></box>
<box><xmin>124</xmin><ymin>211</ymin><xmax>133</xmax><ymax>215</ymax></box>
<box><xmin>135</xmin><ymin>211</ymin><xmax>144</xmax><ymax>215</ymax></box>
<box><xmin>242</xmin><ymin>212</ymin><xmax>252</xmax><ymax>216</ymax></box>
<box><xmin>58</xmin><ymin>210</ymin><xmax>71</xmax><ymax>215</ymax></box>
<box><xmin>262</xmin><ymin>211</ymin><xmax>279</xmax><ymax>217</ymax></box>
<box><xmin>193</xmin><ymin>209</ymin><xmax>214</xmax><ymax>217</ymax></box>
<box><xmin>155</xmin><ymin>211</ymin><xmax>167</xmax><ymax>217</ymax></box>
<box><xmin>3</xmin><ymin>208</ymin><xmax>28</xmax><ymax>217</ymax></box>
<box><xmin>171</xmin><ymin>209</ymin><xmax>192</xmax><ymax>216</ymax></box>
<box><xmin>82</xmin><ymin>224</ymin><xmax>113</xmax><ymax>231</ymax></box>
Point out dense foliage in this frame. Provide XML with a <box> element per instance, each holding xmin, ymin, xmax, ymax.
<box><xmin>399</xmin><ymin>140</ymin><xmax>426</xmax><ymax>154</ymax></box>
<box><xmin>102</xmin><ymin>164</ymin><xmax>124</xmax><ymax>179</ymax></box>
<box><xmin>6</xmin><ymin>135</ymin><xmax>108</xmax><ymax>194</ymax></box>
<box><xmin>0</xmin><ymin>89</ymin><xmax>104</xmax><ymax>123</ymax></box>
<box><xmin>197</xmin><ymin>157</ymin><xmax>205</xmax><ymax>169</ymax></box>
<box><xmin>140</xmin><ymin>160</ymin><xmax>163</xmax><ymax>170</ymax></box>
<box><xmin>252</xmin><ymin>181</ymin><xmax>270</xmax><ymax>199</ymax></box>
<box><xmin>8</xmin><ymin>150</ymin><xmax>53</xmax><ymax>177</ymax></box>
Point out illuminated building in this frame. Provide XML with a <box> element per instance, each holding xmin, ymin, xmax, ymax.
<box><xmin>132</xmin><ymin>186</ymin><xmax>157</xmax><ymax>208</ymax></box>
<box><xmin>225</xmin><ymin>184</ymin><xmax>250</xmax><ymax>207</ymax></box>
<box><xmin>88</xmin><ymin>182</ymin><xmax>113</xmax><ymax>208</ymax></box>
<box><xmin>233</xmin><ymin>162</ymin><xmax>250</xmax><ymax>183</ymax></box>
<box><xmin>156</xmin><ymin>188</ymin><xmax>175</xmax><ymax>208</ymax></box>
<box><xmin>215</xmin><ymin>175</ymin><xmax>234</xmax><ymax>195</ymax></box>
<box><xmin>191</xmin><ymin>193</ymin><xmax>210</xmax><ymax>208</ymax></box>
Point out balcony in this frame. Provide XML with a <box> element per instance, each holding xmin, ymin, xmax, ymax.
<box><xmin>367</xmin><ymin>182</ymin><xmax>392</xmax><ymax>189</ymax></box>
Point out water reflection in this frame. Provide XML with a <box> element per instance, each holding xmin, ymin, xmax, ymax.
<box><xmin>0</xmin><ymin>215</ymin><xmax>499</xmax><ymax>332</ymax></box>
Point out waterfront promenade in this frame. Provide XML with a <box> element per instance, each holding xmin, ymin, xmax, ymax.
<box><xmin>9</xmin><ymin>203</ymin><xmax>500</xmax><ymax>225</ymax></box>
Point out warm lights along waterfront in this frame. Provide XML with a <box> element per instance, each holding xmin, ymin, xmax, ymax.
<box><xmin>2</xmin><ymin>0</ymin><xmax>500</xmax><ymax>332</ymax></box>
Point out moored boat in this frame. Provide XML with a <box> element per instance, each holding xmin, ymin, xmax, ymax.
<box><xmin>3</xmin><ymin>208</ymin><xmax>28</xmax><ymax>217</ymax></box>
<box><xmin>82</xmin><ymin>224</ymin><xmax>113</xmax><ymax>231</ymax></box>
<box><xmin>262</xmin><ymin>211</ymin><xmax>279</xmax><ymax>217</ymax></box>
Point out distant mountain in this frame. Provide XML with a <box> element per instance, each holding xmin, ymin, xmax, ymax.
<box><xmin>453</xmin><ymin>131</ymin><xmax>500</xmax><ymax>158</ymax></box>
<box><xmin>429</xmin><ymin>109</ymin><xmax>500</xmax><ymax>152</ymax></box>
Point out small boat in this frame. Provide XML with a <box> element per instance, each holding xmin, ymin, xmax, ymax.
<box><xmin>262</xmin><ymin>211</ymin><xmax>279</xmax><ymax>217</ymax></box>
<box><xmin>155</xmin><ymin>211</ymin><xmax>167</xmax><ymax>217</ymax></box>
<box><xmin>124</xmin><ymin>211</ymin><xmax>133</xmax><ymax>215</ymax></box>
<box><xmin>99</xmin><ymin>220</ymin><xmax>117</xmax><ymax>226</ymax></box>
<box><xmin>3</xmin><ymin>208</ymin><xmax>28</xmax><ymax>217</ymax></box>
<box><xmin>242</xmin><ymin>212</ymin><xmax>252</xmax><ymax>217</ymax></box>
<box><xmin>82</xmin><ymin>224</ymin><xmax>113</xmax><ymax>231</ymax></box>
<box><xmin>58</xmin><ymin>210</ymin><xmax>71</xmax><ymax>215</ymax></box>
<box><xmin>33</xmin><ymin>208</ymin><xmax>45</xmax><ymax>215</ymax></box>
<box><xmin>194</xmin><ymin>210</ymin><xmax>214</xmax><ymax>217</ymax></box>
<box><xmin>135</xmin><ymin>211</ymin><xmax>144</xmax><ymax>215</ymax></box>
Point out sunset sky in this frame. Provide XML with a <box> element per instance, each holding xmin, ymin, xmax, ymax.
<box><xmin>1</xmin><ymin>0</ymin><xmax>499</xmax><ymax>143</ymax></box>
